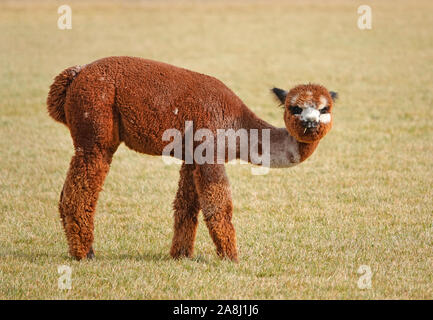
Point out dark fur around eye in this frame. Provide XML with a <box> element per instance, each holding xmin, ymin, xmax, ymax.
<box><xmin>289</xmin><ymin>106</ymin><xmax>302</xmax><ymax>115</ymax></box>
<box><xmin>320</xmin><ymin>107</ymin><xmax>330</xmax><ymax>114</ymax></box>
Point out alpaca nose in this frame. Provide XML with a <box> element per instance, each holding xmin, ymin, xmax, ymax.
<box><xmin>300</xmin><ymin>107</ymin><xmax>320</xmax><ymax>123</ymax></box>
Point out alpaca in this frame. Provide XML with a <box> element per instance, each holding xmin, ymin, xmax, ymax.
<box><xmin>47</xmin><ymin>56</ymin><xmax>337</xmax><ymax>262</ymax></box>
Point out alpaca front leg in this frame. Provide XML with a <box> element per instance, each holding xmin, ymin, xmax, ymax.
<box><xmin>193</xmin><ymin>164</ymin><xmax>238</xmax><ymax>262</ymax></box>
<box><xmin>59</xmin><ymin>150</ymin><xmax>112</xmax><ymax>260</ymax></box>
<box><xmin>170</xmin><ymin>163</ymin><xmax>201</xmax><ymax>259</ymax></box>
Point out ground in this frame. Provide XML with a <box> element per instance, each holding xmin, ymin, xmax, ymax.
<box><xmin>0</xmin><ymin>0</ymin><xmax>432</xmax><ymax>299</ymax></box>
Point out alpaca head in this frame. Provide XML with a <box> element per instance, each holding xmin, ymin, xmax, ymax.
<box><xmin>272</xmin><ymin>84</ymin><xmax>337</xmax><ymax>143</ymax></box>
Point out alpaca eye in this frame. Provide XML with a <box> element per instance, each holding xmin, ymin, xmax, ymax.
<box><xmin>290</xmin><ymin>106</ymin><xmax>302</xmax><ymax>115</ymax></box>
<box><xmin>320</xmin><ymin>107</ymin><xmax>330</xmax><ymax>114</ymax></box>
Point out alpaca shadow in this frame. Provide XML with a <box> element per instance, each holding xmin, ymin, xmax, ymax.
<box><xmin>95</xmin><ymin>251</ymin><xmax>210</xmax><ymax>264</ymax></box>
<box><xmin>0</xmin><ymin>250</ymin><xmax>55</xmax><ymax>262</ymax></box>
<box><xmin>1</xmin><ymin>249</ymin><xmax>209</xmax><ymax>264</ymax></box>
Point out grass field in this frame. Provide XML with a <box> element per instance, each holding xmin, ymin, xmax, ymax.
<box><xmin>0</xmin><ymin>0</ymin><xmax>432</xmax><ymax>299</ymax></box>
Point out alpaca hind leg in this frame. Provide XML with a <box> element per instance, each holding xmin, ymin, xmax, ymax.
<box><xmin>170</xmin><ymin>163</ymin><xmax>201</xmax><ymax>259</ymax></box>
<box><xmin>59</xmin><ymin>75</ymin><xmax>119</xmax><ymax>260</ymax></box>
<box><xmin>59</xmin><ymin>186</ymin><xmax>95</xmax><ymax>259</ymax></box>
<box><xmin>193</xmin><ymin>164</ymin><xmax>238</xmax><ymax>262</ymax></box>
<box><xmin>59</xmin><ymin>149</ymin><xmax>114</xmax><ymax>260</ymax></box>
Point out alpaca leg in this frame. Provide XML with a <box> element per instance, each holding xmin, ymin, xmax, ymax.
<box><xmin>59</xmin><ymin>187</ymin><xmax>95</xmax><ymax>259</ymax></box>
<box><xmin>59</xmin><ymin>149</ymin><xmax>114</xmax><ymax>260</ymax></box>
<box><xmin>170</xmin><ymin>163</ymin><xmax>201</xmax><ymax>259</ymax></box>
<box><xmin>193</xmin><ymin>164</ymin><xmax>238</xmax><ymax>262</ymax></box>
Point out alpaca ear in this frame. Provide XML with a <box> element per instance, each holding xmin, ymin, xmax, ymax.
<box><xmin>271</xmin><ymin>87</ymin><xmax>288</xmax><ymax>105</ymax></box>
<box><xmin>329</xmin><ymin>91</ymin><xmax>338</xmax><ymax>102</ymax></box>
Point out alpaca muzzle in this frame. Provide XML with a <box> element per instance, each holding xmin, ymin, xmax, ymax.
<box><xmin>300</xmin><ymin>106</ymin><xmax>320</xmax><ymax>123</ymax></box>
<box><xmin>302</xmin><ymin>120</ymin><xmax>319</xmax><ymax>129</ymax></box>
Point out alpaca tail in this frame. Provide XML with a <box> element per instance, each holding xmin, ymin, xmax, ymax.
<box><xmin>46</xmin><ymin>65</ymin><xmax>83</xmax><ymax>124</ymax></box>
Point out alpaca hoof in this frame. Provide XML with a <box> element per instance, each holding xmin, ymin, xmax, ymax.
<box><xmin>217</xmin><ymin>252</ymin><xmax>238</xmax><ymax>263</ymax></box>
<box><xmin>170</xmin><ymin>249</ymin><xmax>193</xmax><ymax>260</ymax></box>
<box><xmin>170</xmin><ymin>253</ymin><xmax>191</xmax><ymax>260</ymax></box>
<box><xmin>226</xmin><ymin>256</ymin><xmax>239</xmax><ymax>263</ymax></box>
<box><xmin>86</xmin><ymin>247</ymin><xmax>95</xmax><ymax>260</ymax></box>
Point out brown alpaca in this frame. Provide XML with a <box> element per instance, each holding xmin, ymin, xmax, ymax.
<box><xmin>47</xmin><ymin>56</ymin><xmax>337</xmax><ymax>262</ymax></box>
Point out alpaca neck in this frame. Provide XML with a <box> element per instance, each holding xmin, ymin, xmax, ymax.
<box><xmin>240</xmin><ymin>107</ymin><xmax>320</xmax><ymax>168</ymax></box>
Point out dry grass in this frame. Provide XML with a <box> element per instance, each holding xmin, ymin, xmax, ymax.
<box><xmin>0</xmin><ymin>0</ymin><xmax>432</xmax><ymax>299</ymax></box>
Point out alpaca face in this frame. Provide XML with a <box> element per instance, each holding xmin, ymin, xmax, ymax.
<box><xmin>272</xmin><ymin>84</ymin><xmax>337</xmax><ymax>143</ymax></box>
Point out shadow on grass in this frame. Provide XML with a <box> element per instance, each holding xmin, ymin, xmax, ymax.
<box><xmin>0</xmin><ymin>250</ymin><xmax>54</xmax><ymax>263</ymax></box>
<box><xmin>88</xmin><ymin>251</ymin><xmax>211</xmax><ymax>264</ymax></box>
<box><xmin>0</xmin><ymin>248</ymin><xmax>211</xmax><ymax>264</ymax></box>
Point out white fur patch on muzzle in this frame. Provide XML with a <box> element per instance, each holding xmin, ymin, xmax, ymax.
<box><xmin>300</xmin><ymin>107</ymin><xmax>320</xmax><ymax>122</ymax></box>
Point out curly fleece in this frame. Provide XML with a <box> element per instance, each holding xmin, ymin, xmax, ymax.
<box><xmin>47</xmin><ymin>56</ymin><xmax>334</xmax><ymax>261</ymax></box>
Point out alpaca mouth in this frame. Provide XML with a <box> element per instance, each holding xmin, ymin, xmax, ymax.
<box><xmin>302</xmin><ymin>122</ymin><xmax>319</xmax><ymax>134</ymax></box>
<box><xmin>302</xmin><ymin>120</ymin><xmax>319</xmax><ymax>129</ymax></box>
